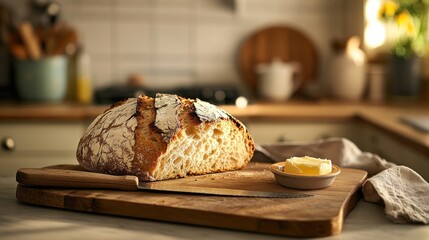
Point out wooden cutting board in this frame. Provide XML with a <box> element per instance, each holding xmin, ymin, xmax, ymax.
<box><xmin>16</xmin><ymin>163</ymin><xmax>367</xmax><ymax>238</ymax></box>
<box><xmin>238</xmin><ymin>25</ymin><xmax>318</xmax><ymax>96</ymax></box>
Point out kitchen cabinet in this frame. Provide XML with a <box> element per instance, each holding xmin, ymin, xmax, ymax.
<box><xmin>356</xmin><ymin>123</ymin><xmax>429</xmax><ymax>180</ymax></box>
<box><xmin>0</xmin><ymin>121</ymin><xmax>88</xmax><ymax>177</ymax></box>
<box><xmin>245</xmin><ymin>120</ymin><xmax>361</xmax><ymax>144</ymax></box>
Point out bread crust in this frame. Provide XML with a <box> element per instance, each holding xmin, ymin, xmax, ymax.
<box><xmin>76</xmin><ymin>94</ymin><xmax>255</xmax><ymax>181</ymax></box>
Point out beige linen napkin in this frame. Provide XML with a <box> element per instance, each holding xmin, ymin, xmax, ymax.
<box><xmin>254</xmin><ymin>137</ymin><xmax>429</xmax><ymax>224</ymax></box>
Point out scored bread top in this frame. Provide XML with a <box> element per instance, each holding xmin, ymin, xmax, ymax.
<box><xmin>76</xmin><ymin>98</ymin><xmax>138</xmax><ymax>175</ymax></box>
<box><xmin>76</xmin><ymin>93</ymin><xmax>255</xmax><ymax>181</ymax></box>
<box><xmin>154</xmin><ymin>94</ymin><xmax>181</xmax><ymax>143</ymax></box>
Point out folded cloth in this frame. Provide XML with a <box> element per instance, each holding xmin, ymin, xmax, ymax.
<box><xmin>254</xmin><ymin>137</ymin><xmax>429</xmax><ymax>224</ymax></box>
<box><xmin>363</xmin><ymin>166</ymin><xmax>429</xmax><ymax>224</ymax></box>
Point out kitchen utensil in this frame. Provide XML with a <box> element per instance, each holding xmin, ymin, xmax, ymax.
<box><xmin>9</xmin><ymin>42</ymin><xmax>27</xmax><ymax>60</ymax></box>
<box><xmin>45</xmin><ymin>24</ymin><xmax>78</xmax><ymax>56</ymax></box>
<box><xmin>18</xmin><ymin>21</ymin><xmax>41</xmax><ymax>59</ymax></box>
<box><xmin>16</xmin><ymin>167</ymin><xmax>311</xmax><ymax>198</ymax></box>
<box><xmin>16</xmin><ymin>163</ymin><xmax>368</xmax><ymax>238</ymax></box>
<box><xmin>256</xmin><ymin>58</ymin><xmax>302</xmax><ymax>101</ymax></box>
<box><xmin>270</xmin><ymin>162</ymin><xmax>341</xmax><ymax>189</ymax></box>
<box><xmin>238</xmin><ymin>25</ymin><xmax>318</xmax><ymax>96</ymax></box>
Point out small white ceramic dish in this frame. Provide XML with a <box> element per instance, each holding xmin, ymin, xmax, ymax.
<box><xmin>270</xmin><ymin>162</ymin><xmax>341</xmax><ymax>190</ymax></box>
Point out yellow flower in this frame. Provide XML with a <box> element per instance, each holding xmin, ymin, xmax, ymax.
<box><xmin>379</xmin><ymin>0</ymin><xmax>398</xmax><ymax>18</ymax></box>
<box><xmin>395</xmin><ymin>11</ymin><xmax>415</xmax><ymax>34</ymax></box>
<box><xmin>406</xmin><ymin>20</ymin><xmax>415</xmax><ymax>34</ymax></box>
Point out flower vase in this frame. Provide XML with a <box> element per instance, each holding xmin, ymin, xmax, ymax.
<box><xmin>389</xmin><ymin>55</ymin><xmax>421</xmax><ymax>101</ymax></box>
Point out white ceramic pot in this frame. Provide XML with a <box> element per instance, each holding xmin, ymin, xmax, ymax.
<box><xmin>329</xmin><ymin>55</ymin><xmax>366</xmax><ymax>101</ymax></box>
<box><xmin>257</xmin><ymin>59</ymin><xmax>302</xmax><ymax>101</ymax></box>
<box><xmin>329</xmin><ymin>37</ymin><xmax>367</xmax><ymax>101</ymax></box>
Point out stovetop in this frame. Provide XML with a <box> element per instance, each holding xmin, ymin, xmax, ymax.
<box><xmin>94</xmin><ymin>85</ymin><xmax>241</xmax><ymax>105</ymax></box>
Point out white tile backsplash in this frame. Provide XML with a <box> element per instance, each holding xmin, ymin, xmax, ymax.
<box><xmin>195</xmin><ymin>62</ymin><xmax>239</xmax><ymax>86</ymax></box>
<box><xmin>245</xmin><ymin>0</ymin><xmax>339</xmax><ymax>15</ymax></box>
<box><xmin>154</xmin><ymin>23</ymin><xmax>191</xmax><ymax>56</ymax></box>
<box><xmin>90</xmin><ymin>57</ymin><xmax>113</xmax><ymax>88</ymax></box>
<box><xmin>115</xmin><ymin>23</ymin><xmax>151</xmax><ymax>55</ymax></box>
<box><xmin>113</xmin><ymin>0</ymin><xmax>153</xmax><ymax>22</ymax></box>
<box><xmin>195</xmin><ymin>0</ymin><xmax>235</xmax><ymax>22</ymax></box>
<box><xmin>145</xmin><ymin>73</ymin><xmax>195</xmax><ymax>90</ymax></box>
<box><xmin>2</xmin><ymin>0</ymin><xmax>362</xmax><ymax>91</ymax></box>
<box><xmin>152</xmin><ymin>55</ymin><xmax>192</xmax><ymax>70</ymax></box>
<box><xmin>74</xmin><ymin>20</ymin><xmax>112</xmax><ymax>56</ymax></box>
<box><xmin>72</xmin><ymin>0</ymin><xmax>113</xmax><ymax>20</ymax></box>
<box><xmin>155</xmin><ymin>0</ymin><xmax>192</xmax><ymax>15</ymax></box>
<box><xmin>114</xmin><ymin>0</ymin><xmax>153</xmax><ymax>10</ymax></box>
<box><xmin>196</xmin><ymin>24</ymin><xmax>238</xmax><ymax>57</ymax></box>
<box><xmin>115</xmin><ymin>58</ymin><xmax>149</xmax><ymax>84</ymax></box>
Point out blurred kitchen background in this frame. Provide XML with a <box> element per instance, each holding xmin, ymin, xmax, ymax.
<box><xmin>4</xmin><ymin>0</ymin><xmax>429</xmax><ymax>106</ymax></box>
<box><xmin>2</xmin><ymin>0</ymin><xmax>429</xmax><ymax>180</ymax></box>
<box><xmin>0</xmin><ymin>0</ymin><xmax>367</xmax><ymax>104</ymax></box>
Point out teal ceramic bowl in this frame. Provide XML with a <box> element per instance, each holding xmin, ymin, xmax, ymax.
<box><xmin>14</xmin><ymin>56</ymin><xmax>68</xmax><ymax>102</ymax></box>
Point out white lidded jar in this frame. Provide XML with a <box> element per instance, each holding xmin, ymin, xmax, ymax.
<box><xmin>329</xmin><ymin>36</ymin><xmax>367</xmax><ymax>101</ymax></box>
<box><xmin>256</xmin><ymin>58</ymin><xmax>302</xmax><ymax>102</ymax></box>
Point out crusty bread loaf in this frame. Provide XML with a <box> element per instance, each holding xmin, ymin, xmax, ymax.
<box><xmin>76</xmin><ymin>93</ymin><xmax>255</xmax><ymax>181</ymax></box>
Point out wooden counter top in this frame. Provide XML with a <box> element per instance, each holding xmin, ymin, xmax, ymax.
<box><xmin>0</xmin><ymin>103</ymin><xmax>107</xmax><ymax>121</ymax></box>
<box><xmin>1</xmin><ymin>100</ymin><xmax>429</xmax><ymax>155</ymax></box>
<box><xmin>0</xmin><ymin>101</ymin><xmax>406</xmax><ymax>120</ymax></box>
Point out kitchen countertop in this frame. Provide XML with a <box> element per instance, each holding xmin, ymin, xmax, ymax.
<box><xmin>2</xmin><ymin>100</ymin><xmax>429</xmax><ymax>155</ymax></box>
<box><xmin>0</xmin><ymin>100</ymin><xmax>381</xmax><ymax>121</ymax></box>
<box><xmin>1</xmin><ymin>177</ymin><xmax>428</xmax><ymax>240</ymax></box>
<box><xmin>0</xmin><ymin>100</ymin><xmax>419</xmax><ymax>121</ymax></box>
<box><xmin>1</xmin><ymin>102</ymin><xmax>429</xmax><ymax>238</ymax></box>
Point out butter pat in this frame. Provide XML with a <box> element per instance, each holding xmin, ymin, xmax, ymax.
<box><xmin>283</xmin><ymin>156</ymin><xmax>332</xmax><ymax>176</ymax></box>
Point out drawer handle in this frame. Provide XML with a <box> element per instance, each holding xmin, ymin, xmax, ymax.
<box><xmin>2</xmin><ymin>137</ymin><xmax>15</xmax><ymax>151</ymax></box>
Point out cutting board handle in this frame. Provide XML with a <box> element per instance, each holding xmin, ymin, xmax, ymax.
<box><xmin>16</xmin><ymin>168</ymin><xmax>139</xmax><ymax>191</ymax></box>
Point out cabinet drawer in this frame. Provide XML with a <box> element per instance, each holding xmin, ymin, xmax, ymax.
<box><xmin>0</xmin><ymin>122</ymin><xmax>85</xmax><ymax>152</ymax></box>
<box><xmin>246</xmin><ymin>121</ymin><xmax>357</xmax><ymax>144</ymax></box>
<box><xmin>357</xmin><ymin>124</ymin><xmax>429</xmax><ymax>181</ymax></box>
<box><xmin>0</xmin><ymin>152</ymin><xmax>78</xmax><ymax>177</ymax></box>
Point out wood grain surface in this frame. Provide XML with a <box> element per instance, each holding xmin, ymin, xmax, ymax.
<box><xmin>16</xmin><ymin>163</ymin><xmax>367</xmax><ymax>237</ymax></box>
<box><xmin>238</xmin><ymin>25</ymin><xmax>318</xmax><ymax>96</ymax></box>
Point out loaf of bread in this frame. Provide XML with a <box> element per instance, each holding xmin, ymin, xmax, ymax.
<box><xmin>76</xmin><ymin>93</ymin><xmax>255</xmax><ymax>181</ymax></box>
